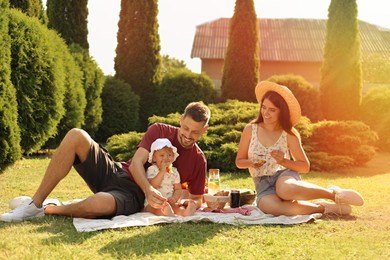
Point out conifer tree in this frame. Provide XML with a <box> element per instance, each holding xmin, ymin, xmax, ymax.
<box><xmin>114</xmin><ymin>0</ymin><xmax>161</xmax><ymax>129</ymax></box>
<box><xmin>221</xmin><ymin>0</ymin><xmax>259</xmax><ymax>102</ymax></box>
<box><xmin>9</xmin><ymin>0</ymin><xmax>47</xmax><ymax>24</ymax></box>
<box><xmin>0</xmin><ymin>0</ymin><xmax>22</xmax><ymax>169</ymax></box>
<box><xmin>46</xmin><ymin>0</ymin><xmax>89</xmax><ymax>49</ymax></box>
<box><xmin>320</xmin><ymin>0</ymin><xmax>362</xmax><ymax>120</ymax></box>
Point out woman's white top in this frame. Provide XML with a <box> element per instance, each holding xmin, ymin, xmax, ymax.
<box><xmin>248</xmin><ymin>124</ymin><xmax>290</xmax><ymax>177</ymax></box>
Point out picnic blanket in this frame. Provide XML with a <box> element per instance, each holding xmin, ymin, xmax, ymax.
<box><xmin>72</xmin><ymin>204</ymin><xmax>321</xmax><ymax>232</ymax></box>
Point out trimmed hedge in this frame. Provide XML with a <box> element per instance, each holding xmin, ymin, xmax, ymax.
<box><xmin>268</xmin><ymin>74</ymin><xmax>322</xmax><ymax>122</ymax></box>
<box><xmin>69</xmin><ymin>44</ymin><xmax>104</xmax><ymax>138</ymax></box>
<box><xmin>96</xmin><ymin>76</ymin><xmax>140</xmax><ymax>143</ymax></box>
<box><xmin>106</xmin><ymin>100</ymin><xmax>378</xmax><ymax>172</ymax></box>
<box><xmin>361</xmin><ymin>86</ymin><xmax>390</xmax><ymax>151</ymax></box>
<box><xmin>8</xmin><ymin>9</ymin><xmax>67</xmax><ymax>153</ymax></box>
<box><xmin>0</xmin><ymin>4</ymin><xmax>22</xmax><ymax>169</ymax></box>
<box><xmin>151</xmin><ymin>70</ymin><xmax>217</xmax><ymax>117</ymax></box>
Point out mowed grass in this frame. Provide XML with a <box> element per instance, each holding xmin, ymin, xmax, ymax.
<box><xmin>0</xmin><ymin>153</ymin><xmax>389</xmax><ymax>259</ymax></box>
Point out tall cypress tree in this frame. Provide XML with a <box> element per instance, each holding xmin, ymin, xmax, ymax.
<box><xmin>114</xmin><ymin>0</ymin><xmax>161</xmax><ymax>129</ymax></box>
<box><xmin>9</xmin><ymin>0</ymin><xmax>47</xmax><ymax>24</ymax></box>
<box><xmin>320</xmin><ymin>0</ymin><xmax>362</xmax><ymax>120</ymax></box>
<box><xmin>221</xmin><ymin>0</ymin><xmax>259</xmax><ymax>102</ymax></box>
<box><xmin>46</xmin><ymin>0</ymin><xmax>89</xmax><ymax>49</ymax></box>
<box><xmin>0</xmin><ymin>1</ymin><xmax>22</xmax><ymax>169</ymax></box>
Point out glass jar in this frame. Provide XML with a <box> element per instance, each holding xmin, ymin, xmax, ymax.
<box><xmin>208</xmin><ymin>169</ymin><xmax>221</xmax><ymax>195</ymax></box>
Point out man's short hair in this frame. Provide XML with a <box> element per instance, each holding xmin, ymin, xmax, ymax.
<box><xmin>183</xmin><ymin>102</ymin><xmax>211</xmax><ymax>125</ymax></box>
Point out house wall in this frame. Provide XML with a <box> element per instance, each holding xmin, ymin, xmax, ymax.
<box><xmin>201</xmin><ymin>59</ymin><xmax>323</xmax><ymax>92</ymax></box>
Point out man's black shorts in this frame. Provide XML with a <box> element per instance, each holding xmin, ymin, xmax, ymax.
<box><xmin>73</xmin><ymin>141</ymin><xmax>145</xmax><ymax>217</ymax></box>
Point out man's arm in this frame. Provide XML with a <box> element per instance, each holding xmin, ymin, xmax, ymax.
<box><xmin>129</xmin><ymin>147</ymin><xmax>167</xmax><ymax>209</ymax></box>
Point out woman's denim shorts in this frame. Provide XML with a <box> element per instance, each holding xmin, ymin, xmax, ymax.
<box><xmin>253</xmin><ymin>169</ymin><xmax>301</xmax><ymax>205</ymax></box>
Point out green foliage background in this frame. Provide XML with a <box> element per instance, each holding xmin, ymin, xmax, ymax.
<box><xmin>320</xmin><ymin>0</ymin><xmax>362</xmax><ymax>120</ymax></box>
<box><xmin>8</xmin><ymin>9</ymin><xmax>66</xmax><ymax>153</ymax></box>
<box><xmin>0</xmin><ymin>2</ymin><xmax>22</xmax><ymax>168</ymax></box>
<box><xmin>106</xmin><ymin>99</ymin><xmax>378</xmax><ymax>172</ymax></box>
<box><xmin>221</xmin><ymin>0</ymin><xmax>259</xmax><ymax>102</ymax></box>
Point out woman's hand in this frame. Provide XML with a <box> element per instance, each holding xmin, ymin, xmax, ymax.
<box><xmin>270</xmin><ymin>150</ymin><xmax>285</xmax><ymax>164</ymax></box>
<box><xmin>252</xmin><ymin>159</ymin><xmax>266</xmax><ymax>168</ymax></box>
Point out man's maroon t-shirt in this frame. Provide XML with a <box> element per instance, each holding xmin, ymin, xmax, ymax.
<box><xmin>121</xmin><ymin>123</ymin><xmax>207</xmax><ymax>195</ymax></box>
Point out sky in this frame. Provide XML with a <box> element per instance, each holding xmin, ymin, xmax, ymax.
<box><xmin>85</xmin><ymin>0</ymin><xmax>390</xmax><ymax>75</ymax></box>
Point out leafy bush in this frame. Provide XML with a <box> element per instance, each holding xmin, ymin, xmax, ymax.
<box><xmin>8</xmin><ymin>9</ymin><xmax>66</xmax><ymax>153</ymax></box>
<box><xmin>305</xmin><ymin>120</ymin><xmax>377</xmax><ymax>169</ymax></box>
<box><xmin>107</xmin><ymin>100</ymin><xmax>378</xmax><ymax>172</ymax></box>
<box><xmin>105</xmin><ymin>131</ymin><xmax>144</xmax><ymax>162</ymax></box>
<box><xmin>96</xmin><ymin>76</ymin><xmax>140</xmax><ymax>143</ymax></box>
<box><xmin>268</xmin><ymin>74</ymin><xmax>322</xmax><ymax>122</ymax></box>
<box><xmin>152</xmin><ymin>71</ymin><xmax>217</xmax><ymax>117</ymax></box>
<box><xmin>70</xmin><ymin>44</ymin><xmax>105</xmax><ymax>137</ymax></box>
<box><xmin>361</xmin><ymin>86</ymin><xmax>390</xmax><ymax>151</ymax></box>
<box><xmin>0</xmin><ymin>7</ymin><xmax>22</xmax><ymax>169</ymax></box>
<box><xmin>43</xmin><ymin>41</ymin><xmax>86</xmax><ymax>149</ymax></box>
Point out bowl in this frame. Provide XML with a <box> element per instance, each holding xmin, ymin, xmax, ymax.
<box><xmin>239</xmin><ymin>193</ymin><xmax>257</xmax><ymax>206</ymax></box>
<box><xmin>203</xmin><ymin>194</ymin><xmax>230</xmax><ymax>209</ymax></box>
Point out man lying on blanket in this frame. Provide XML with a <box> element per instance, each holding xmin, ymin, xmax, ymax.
<box><xmin>1</xmin><ymin>102</ymin><xmax>210</xmax><ymax>222</ymax></box>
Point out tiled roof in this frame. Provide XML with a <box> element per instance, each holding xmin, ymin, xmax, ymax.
<box><xmin>191</xmin><ymin>18</ymin><xmax>390</xmax><ymax>62</ymax></box>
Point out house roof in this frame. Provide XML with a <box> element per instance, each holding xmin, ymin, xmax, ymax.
<box><xmin>191</xmin><ymin>18</ymin><xmax>390</xmax><ymax>62</ymax></box>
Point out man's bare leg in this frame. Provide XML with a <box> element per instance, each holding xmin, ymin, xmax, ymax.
<box><xmin>31</xmin><ymin>128</ymin><xmax>93</xmax><ymax>208</ymax></box>
<box><xmin>44</xmin><ymin>192</ymin><xmax>116</xmax><ymax>218</ymax></box>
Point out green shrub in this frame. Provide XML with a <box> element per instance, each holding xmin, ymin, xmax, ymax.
<box><xmin>307</xmin><ymin>152</ymin><xmax>354</xmax><ymax>171</ymax></box>
<box><xmin>43</xmin><ymin>40</ymin><xmax>86</xmax><ymax>149</ymax></box>
<box><xmin>306</xmin><ymin>120</ymin><xmax>377</xmax><ymax>169</ymax></box>
<box><xmin>70</xmin><ymin>44</ymin><xmax>104</xmax><ymax>137</ymax></box>
<box><xmin>361</xmin><ymin>86</ymin><xmax>390</xmax><ymax>151</ymax></box>
<box><xmin>0</xmin><ymin>6</ymin><xmax>22</xmax><ymax>169</ymax></box>
<box><xmin>152</xmin><ymin>71</ymin><xmax>217</xmax><ymax>117</ymax></box>
<box><xmin>105</xmin><ymin>131</ymin><xmax>144</xmax><ymax>162</ymax></box>
<box><xmin>268</xmin><ymin>74</ymin><xmax>322</xmax><ymax>122</ymax></box>
<box><xmin>106</xmin><ymin>101</ymin><xmax>378</xmax><ymax>172</ymax></box>
<box><xmin>96</xmin><ymin>76</ymin><xmax>140</xmax><ymax>143</ymax></box>
<box><xmin>8</xmin><ymin>9</ymin><xmax>66</xmax><ymax>153</ymax></box>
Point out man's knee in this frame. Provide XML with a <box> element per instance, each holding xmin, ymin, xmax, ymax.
<box><xmin>63</xmin><ymin>128</ymin><xmax>92</xmax><ymax>159</ymax></box>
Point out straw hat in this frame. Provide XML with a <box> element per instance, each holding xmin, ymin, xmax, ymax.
<box><xmin>148</xmin><ymin>138</ymin><xmax>179</xmax><ymax>163</ymax></box>
<box><xmin>255</xmin><ymin>81</ymin><xmax>301</xmax><ymax>126</ymax></box>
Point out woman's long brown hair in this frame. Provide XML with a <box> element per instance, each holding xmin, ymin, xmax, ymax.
<box><xmin>251</xmin><ymin>91</ymin><xmax>294</xmax><ymax>135</ymax></box>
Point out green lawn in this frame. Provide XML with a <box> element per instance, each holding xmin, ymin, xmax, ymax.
<box><xmin>0</xmin><ymin>153</ymin><xmax>389</xmax><ymax>259</ymax></box>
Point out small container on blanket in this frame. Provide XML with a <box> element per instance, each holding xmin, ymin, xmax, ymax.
<box><xmin>230</xmin><ymin>189</ymin><xmax>240</xmax><ymax>208</ymax></box>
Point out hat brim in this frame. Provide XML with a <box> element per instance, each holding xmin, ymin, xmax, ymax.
<box><xmin>148</xmin><ymin>139</ymin><xmax>180</xmax><ymax>163</ymax></box>
<box><xmin>255</xmin><ymin>81</ymin><xmax>301</xmax><ymax>126</ymax></box>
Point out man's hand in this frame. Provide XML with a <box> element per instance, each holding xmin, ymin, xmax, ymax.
<box><xmin>145</xmin><ymin>186</ymin><xmax>167</xmax><ymax>209</ymax></box>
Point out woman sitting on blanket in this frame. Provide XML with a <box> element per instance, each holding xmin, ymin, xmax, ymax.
<box><xmin>143</xmin><ymin>138</ymin><xmax>196</xmax><ymax>217</ymax></box>
<box><xmin>235</xmin><ymin>81</ymin><xmax>364</xmax><ymax>216</ymax></box>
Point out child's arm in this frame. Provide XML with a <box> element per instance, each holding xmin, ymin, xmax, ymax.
<box><xmin>147</xmin><ymin>166</ymin><xmax>166</xmax><ymax>188</ymax></box>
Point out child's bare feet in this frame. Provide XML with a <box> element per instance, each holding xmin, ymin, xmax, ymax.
<box><xmin>161</xmin><ymin>202</ymin><xmax>175</xmax><ymax>217</ymax></box>
<box><xmin>183</xmin><ymin>201</ymin><xmax>196</xmax><ymax>216</ymax></box>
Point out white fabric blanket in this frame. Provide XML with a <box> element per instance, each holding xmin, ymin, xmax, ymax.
<box><xmin>72</xmin><ymin>205</ymin><xmax>321</xmax><ymax>232</ymax></box>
